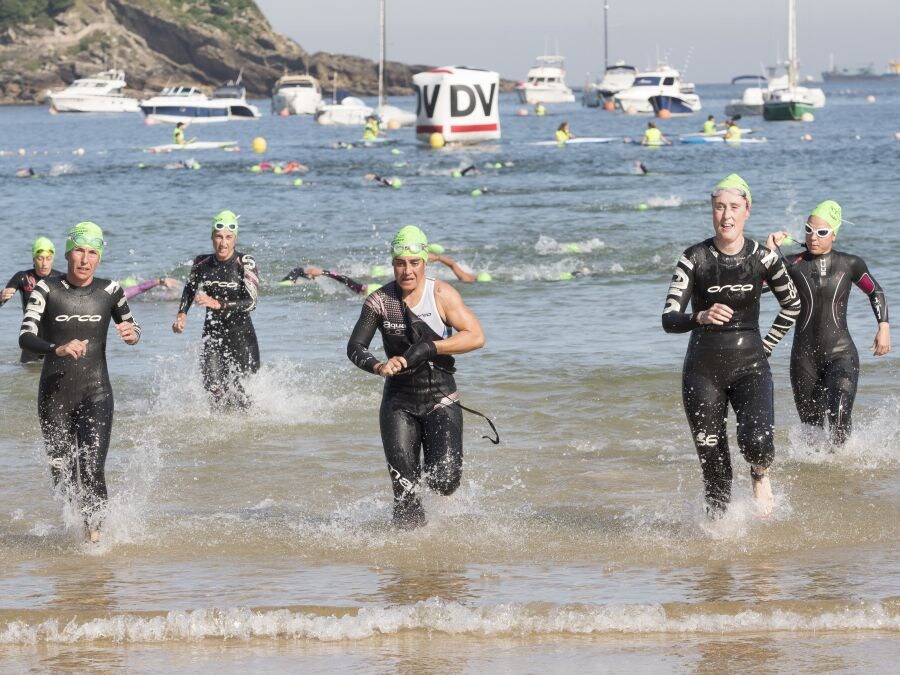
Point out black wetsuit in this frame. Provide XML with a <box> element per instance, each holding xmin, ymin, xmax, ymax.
<box><xmin>662</xmin><ymin>238</ymin><xmax>801</xmax><ymax>514</ymax></box>
<box><xmin>18</xmin><ymin>276</ymin><xmax>140</xmax><ymax>526</ymax></box>
<box><xmin>347</xmin><ymin>281</ymin><xmax>462</xmax><ymax>527</ymax></box>
<box><xmin>179</xmin><ymin>251</ymin><xmax>260</xmax><ymax>409</ymax></box>
<box><xmin>783</xmin><ymin>249</ymin><xmax>889</xmax><ymax>443</ymax></box>
<box><xmin>2</xmin><ymin>267</ymin><xmax>61</xmax><ymax>363</ymax></box>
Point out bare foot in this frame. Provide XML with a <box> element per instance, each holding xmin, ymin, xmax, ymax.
<box><xmin>752</xmin><ymin>472</ymin><xmax>774</xmax><ymax>518</ymax></box>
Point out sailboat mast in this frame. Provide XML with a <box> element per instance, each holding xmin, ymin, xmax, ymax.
<box><xmin>378</xmin><ymin>0</ymin><xmax>386</xmax><ymax>108</ymax></box>
<box><xmin>603</xmin><ymin>2</ymin><xmax>609</xmax><ymax>70</ymax></box>
<box><xmin>787</xmin><ymin>0</ymin><xmax>797</xmax><ymax>89</ymax></box>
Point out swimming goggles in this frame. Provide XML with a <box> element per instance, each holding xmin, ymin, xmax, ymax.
<box><xmin>67</xmin><ymin>234</ymin><xmax>106</xmax><ymax>249</ymax></box>
<box><xmin>805</xmin><ymin>223</ymin><xmax>833</xmax><ymax>238</ymax></box>
<box><xmin>213</xmin><ymin>221</ymin><xmax>238</xmax><ymax>232</ymax></box>
<box><xmin>391</xmin><ymin>242</ymin><xmax>428</xmax><ymax>255</ymax></box>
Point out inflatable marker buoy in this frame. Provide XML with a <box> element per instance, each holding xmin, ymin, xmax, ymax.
<box><xmin>252</xmin><ymin>137</ymin><xmax>267</xmax><ymax>153</ymax></box>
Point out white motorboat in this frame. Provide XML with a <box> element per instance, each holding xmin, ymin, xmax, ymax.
<box><xmin>47</xmin><ymin>69</ymin><xmax>140</xmax><ymax>113</ymax></box>
<box><xmin>375</xmin><ymin>104</ymin><xmax>416</xmax><ymax>127</ymax></box>
<box><xmin>315</xmin><ymin>96</ymin><xmax>374</xmax><ymax>126</ymax></box>
<box><xmin>516</xmin><ymin>55</ymin><xmax>575</xmax><ymax>104</ymax></box>
<box><xmin>614</xmin><ymin>66</ymin><xmax>698</xmax><ymax>114</ymax></box>
<box><xmin>584</xmin><ymin>63</ymin><xmax>637</xmax><ymax>107</ymax></box>
<box><xmin>139</xmin><ymin>85</ymin><xmax>260</xmax><ymax>123</ymax></box>
<box><xmin>272</xmin><ymin>74</ymin><xmax>322</xmax><ymax>115</ymax></box>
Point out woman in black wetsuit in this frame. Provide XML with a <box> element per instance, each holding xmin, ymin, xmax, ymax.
<box><xmin>172</xmin><ymin>210</ymin><xmax>260</xmax><ymax>409</ymax></box>
<box><xmin>346</xmin><ymin>225</ymin><xmax>485</xmax><ymax>529</ymax></box>
<box><xmin>19</xmin><ymin>222</ymin><xmax>141</xmax><ymax>542</ymax></box>
<box><xmin>766</xmin><ymin>200</ymin><xmax>890</xmax><ymax>444</ymax></box>
<box><xmin>662</xmin><ymin>175</ymin><xmax>801</xmax><ymax>518</ymax></box>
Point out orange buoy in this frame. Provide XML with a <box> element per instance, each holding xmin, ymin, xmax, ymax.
<box><xmin>656</xmin><ymin>108</ymin><xmax>672</xmax><ymax>119</ymax></box>
<box><xmin>603</xmin><ymin>101</ymin><xmax>615</xmax><ymax>111</ymax></box>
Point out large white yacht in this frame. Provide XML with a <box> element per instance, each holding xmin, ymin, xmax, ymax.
<box><xmin>583</xmin><ymin>63</ymin><xmax>637</xmax><ymax>107</ymax></box>
<box><xmin>613</xmin><ymin>66</ymin><xmax>699</xmax><ymax>114</ymax></box>
<box><xmin>314</xmin><ymin>96</ymin><xmax>374</xmax><ymax>126</ymax></box>
<box><xmin>47</xmin><ymin>69</ymin><xmax>140</xmax><ymax>113</ymax></box>
<box><xmin>272</xmin><ymin>74</ymin><xmax>322</xmax><ymax>115</ymax></box>
<box><xmin>139</xmin><ymin>85</ymin><xmax>260</xmax><ymax>123</ymax></box>
<box><xmin>515</xmin><ymin>55</ymin><xmax>575</xmax><ymax>104</ymax></box>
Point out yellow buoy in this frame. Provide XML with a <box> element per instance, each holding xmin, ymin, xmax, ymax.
<box><xmin>429</xmin><ymin>132</ymin><xmax>445</xmax><ymax>149</ymax></box>
<box><xmin>252</xmin><ymin>136</ymin><xmax>267</xmax><ymax>154</ymax></box>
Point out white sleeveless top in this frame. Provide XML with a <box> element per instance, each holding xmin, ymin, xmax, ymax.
<box><xmin>409</xmin><ymin>278</ymin><xmax>451</xmax><ymax>338</ymax></box>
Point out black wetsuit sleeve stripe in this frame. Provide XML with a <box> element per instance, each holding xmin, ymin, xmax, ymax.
<box><xmin>851</xmin><ymin>257</ymin><xmax>889</xmax><ymax>323</ymax></box>
<box><xmin>109</xmin><ymin>283</ymin><xmax>141</xmax><ymax>342</ymax></box>
<box><xmin>761</xmin><ymin>254</ymin><xmax>801</xmax><ymax>353</ymax></box>
<box><xmin>225</xmin><ymin>255</ymin><xmax>259</xmax><ymax>312</ymax></box>
<box><xmin>347</xmin><ymin>303</ymin><xmax>381</xmax><ymax>373</ymax></box>
<box><xmin>661</xmin><ymin>254</ymin><xmax>698</xmax><ymax>333</ymax></box>
<box><xmin>324</xmin><ymin>270</ymin><xmax>366</xmax><ymax>295</ymax></box>
<box><xmin>18</xmin><ymin>281</ymin><xmax>54</xmax><ymax>354</ymax></box>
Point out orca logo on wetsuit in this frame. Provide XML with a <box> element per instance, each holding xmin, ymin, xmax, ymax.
<box><xmin>706</xmin><ymin>284</ymin><xmax>754</xmax><ymax>293</ymax></box>
<box><xmin>204</xmin><ymin>281</ymin><xmax>240</xmax><ymax>289</ymax></box>
<box><xmin>54</xmin><ymin>314</ymin><xmax>102</xmax><ymax>322</ymax></box>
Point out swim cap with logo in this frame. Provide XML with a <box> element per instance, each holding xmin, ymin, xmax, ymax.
<box><xmin>390</xmin><ymin>225</ymin><xmax>429</xmax><ymax>261</ymax></box>
<box><xmin>212</xmin><ymin>210</ymin><xmax>239</xmax><ymax>234</ymax></box>
<box><xmin>809</xmin><ymin>200</ymin><xmax>842</xmax><ymax>235</ymax></box>
<box><xmin>65</xmin><ymin>222</ymin><xmax>105</xmax><ymax>257</ymax></box>
<box><xmin>32</xmin><ymin>236</ymin><xmax>55</xmax><ymax>258</ymax></box>
<box><xmin>712</xmin><ymin>173</ymin><xmax>752</xmax><ymax>206</ymax></box>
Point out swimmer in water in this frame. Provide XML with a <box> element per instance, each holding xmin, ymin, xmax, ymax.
<box><xmin>662</xmin><ymin>174</ymin><xmax>801</xmax><ymax>518</ymax></box>
<box><xmin>347</xmin><ymin>225</ymin><xmax>486</xmax><ymax>528</ymax></box>
<box><xmin>365</xmin><ymin>173</ymin><xmax>401</xmax><ymax>188</ymax></box>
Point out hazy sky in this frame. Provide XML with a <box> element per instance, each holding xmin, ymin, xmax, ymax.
<box><xmin>255</xmin><ymin>0</ymin><xmax>898</xmax><ymax>84</ymax></box>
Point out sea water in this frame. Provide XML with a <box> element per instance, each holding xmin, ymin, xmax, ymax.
<box><xmin>0</xmin><ymin>85</ymin><xmax>898</xmax><ymax>671</ymax></box>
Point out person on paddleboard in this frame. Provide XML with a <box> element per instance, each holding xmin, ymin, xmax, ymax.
<box><xmin>765</xmin><ymin>200</ymin><xmax>890</xmax><ymax>445</ymax></box>
<box><xmin>172</xmin><ymin>210</ymin><xmax>260</xmax><ymax>410</ymax></box>
<box><xmin>555</xmin><ymin>121</ymin><xmax>573</xmax><ymax>143</ymax></box>
<box><xmin>19</xmin><ymin>222</ymin><xmax>141</xmax><ymax>543</ymax></box>
<box><xmin>2</xmin><ymin>236</ymin><xmax>62</xmax><ymax>363</ymax></box>
<box><xmin>662</xmin><ymin>174</ymin><xmax>800</xmax><ymax>518</ymax></box>
<box><xmin>642</xmin><ymin>121</ymin><xmax>671</xmax><ymax>146</ymax></box>
<box><xmin>346</xmin><ymin>226</ymin><xmax>486</xmax><ymax>528</ymax></box>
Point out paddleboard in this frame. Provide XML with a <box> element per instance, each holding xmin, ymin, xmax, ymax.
<box><xmin>531</xmin><ymin>137</ymin><xmax>616</xmax><ymax>146</ymax></box>
<box><xmin>362</xmin><ymin>138</ymin><xmax>398</xmax><ymax>147</ymax></box>
<box><xmin>629</xmin><ymin>140</ymin><xmax>671</xmax><ymax>146</ymax></box>
<box><xmin>680</xmin><ymin>128</ymin><xmax>755</xmax><ymax>138</ymax></box>
<box><xmin>680</xmin><ymin>137</ymin><xmax>768</xmax><ymax>144</ymax></box>
<box><xmin>145</xmin><ymin>141</ymin><xmax>237</xmax><ymax>153</ymax></box>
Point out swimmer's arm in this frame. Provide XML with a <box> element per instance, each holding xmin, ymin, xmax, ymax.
<box><xmin>221</xmin><ymin>255</ymin><xmax>260</xmax><ymax>313</ymax></box>
<box><xmin>761</xmin><ymin>256</ymin><xmax>801</xmax><ymax>355</ymax></box>
<box><xmin>177</xmin><ymin>264</ymin><xmax>200</xmax><ymax>314</ymax></box>
<box><xmin>322</xmin><ymin>270</ymin><xmax>367</xmax><ymax>295</ymax></box>
<box><xmin>123</xmin><ymin>278</ymin><xmax>159</xmax><ymax>300</ymax></box>
<box><xmin>18</xmin><ymin>283</ymin><xmax>54</xmax><ymax>353</ymax></box>
<box><xmin>111</xmin><ymin>285</ymin><xmax>141</xmax><ymax>345</ymax></box>
<box><xmin>347</xmin><ymin>302</ymin><xmax>382</xmax><ymax>373</ymax></box>
<box><xmin>433</xmin><ymin>281</ymin><xmax>485</xmax><ymax>355</ymax></box>
<box><xmin>850</xmin><ymin>256</ymin><xmax>889</xmax><ymax>324</ymax></box>
<box><xmin>1</xmin><ymin>272</ymin><xmax>23</xmax><ymax>305</ymax></box>
<box><xmin>661</xmin><ymin>254</ymin><xmax>699</xmax><ymax>333</ymax></box>
<box><xmin>429</xmin><ymin>254</ymin><xmax>476</xmax><ymax>283</ymax></box>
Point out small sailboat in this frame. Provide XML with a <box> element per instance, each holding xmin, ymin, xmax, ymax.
<box><xmin>763</xmin><ymin>0</ymin><xmax>824</xmax><ymax>121</ymax></box>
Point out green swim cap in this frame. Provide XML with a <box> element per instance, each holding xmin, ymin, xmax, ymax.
<box><xmin>65</xmin><ymin>222</ymin><xmax>104</xmax><ymax>257</ymax></box>
<box><xmin>427</xmin><ymin>243</ymin><xmax>445</xmax><ymax>255</ymax></box>
<box><xmin>370</xmin><ymin>264</ymin><xmax>388</xmax><ymax>278</ymax></box>
<box><xmin>712</xmin><ymin>173</ymin><xmax>752</xmax><ymax>205</ymax></box>
<box><xmin>564</xmin><ymin>243</ymin><xmax>582</xmax><ymax>254</ymax></box>
<box><xmin>212</xmin><ymin>210</ymin><xmax>239</xmax><ymax>235</ymax></box>
<box><xmin>451</xmin><ymin>170</ymin><xmax>462</xmax><ymax>178</ymax></box>
<box><xmin>32</xmin><ymin>236</ymin><xmax>55</xmax><ymax>258</ymax></box>
<box><xmin>557</xmin><ymin>271</ymin><xmax>575</xmax><ymax>281</ymax></box>
<box><xmin>809</xmin><ymin>200</ymin><xmax>842</xmax><ymax>234</ymax></box>
<box><xmin>471</xmin><ymin>188</ymin><xmax>483</xmax><ymax>197</ymax></box>
<box><xmin>391</xmin><ymin>225</ymin><xmax>429</xmax><ymax>261</ymax></box>
<box><xmin>121</xmin><ymin>276</ymin><xmax>139</xmax><ymax>288</ymax></box>
<box><xmin>365</xmin><ymin>283</ymin><xmax>382</xmax><ymax>295</ymax></box>
<box><xmin>476</xmin><ymin>271</ymin><xmax>493</xmax><ymax>282</ymax></box>
<box><xmin>391</xmin><ymin>178</ymin><xmax>402</xmax><ymax>189</ymax></box>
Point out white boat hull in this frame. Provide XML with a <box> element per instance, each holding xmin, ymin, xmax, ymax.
<box><xmin>375</xmin><ymin>104</ymin><xmax>416</xmax><ymax>127</ymax></box>
<box><xmin>272</xmin><ymin>89</ymin><xmax>322</xmax><ymax>115</ymax></box>
<box><xmin>49</xmin><ymin>94</ymin><xmax>140</xmax><ymax>113</ymax></box>
<box><xmin>516</xmin><ymin>85</ymin><xmax>575</xmax><ymax>105</ymax></box>
<box><xmin>315</xmin><ymin>97</ymin><xmax>373</xmax><ymax>126</ymax></box>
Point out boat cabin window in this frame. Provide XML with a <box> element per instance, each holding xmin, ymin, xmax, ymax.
<box><xmin>663</xmin><ymin>77</ymin><xmax>675</xmax><ymax>85</ymax></box>
<box><xmin>633</xmin><ymin>76</ymin><xmax>661</xmax><ymax>86</ymax></box>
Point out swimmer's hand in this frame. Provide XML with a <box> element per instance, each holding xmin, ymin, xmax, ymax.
<box><xmin>172</xmin><ymin>312</ymin><xmax>186</xmax><ymax>334</ymax></box>
<box><xmin>1</xmin><ymin>287</ymin><xmax>15</xmax><ymax>302</ymax></box>
<box><xmin>56</xmin><ymin>339</ymin><xmax>88</xmax><ymax>359</ymax></box>
<box><xmin>116</xmin><ymin>321</ymin><xmax>139</xmax><ymax>345</ymax></box>
<box><xmin>766</xmin><ymin>231</ymin><xmax>791</xmax><ymax>250</ymax></box>
<box><xmin>194</xmin><ymin>292</ymin><xmax>222</xmax><ymax>310</ymax></box>
<box><xmin>304</xmin><ymin>266</ymin><xmax>323</xmax><ymax>278</ymax></box>
<box><xmin>160</xmin><ymin>277</ymin><xmax>180</xmax><ymax>290</ymax></box>
<box><xmin>696</xmin><ymin>304</ymin><xmax>733</xmax><ymax>326</ymax></box>
<box><xmin>872</xmin><ymin>323</ymin><xmax>891</xmax><ymax>356</ymax></box>
<box><xmin>402</xmin><ymin>341</ymin><xmax>436</xmax><ymax>370</ymax></box>
<box><xmin>375</xmin><ymin>356</ymin><xmax>407</xmax><ymax>377</ymax></box>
